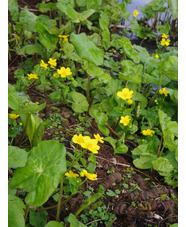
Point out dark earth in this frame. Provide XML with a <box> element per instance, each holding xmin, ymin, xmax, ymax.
<box><xmin>8</xmin><ymin>1</ymin><xmax>178</xmax><ymax>226</ymax></box>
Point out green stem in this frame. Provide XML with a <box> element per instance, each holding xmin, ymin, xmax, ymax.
<box><xmin>24</xmin><ymin>204</ymin><xmax>30</xmax><ymax>223</ymax></box>
<box><xmin>78</xmin><ymin>23</ymin><xmax>81</xmax><ymax>34</ymax></box>
<box><xmin>87</xmin><ymin>73</ymin><xmax>91</xmax><ymax>103</ymax></box>
<box><xmin>17</xmin><ymin>113</ymin><xmax>31</xmax><ymax>146</ymax></box>
<box><xmin>106</xmin><ymin>217</ymin><xmax>117</xmax><ymax>227</ymax></box>
<box><xmin>59</xmin><ymin>11</ymin><xmax>62</xmax><ymax>29</ymax></box>
<box><xmin>146</xmin><ymin>85</ymin><xmax>156</xmax><ymax>98</ymax></box>
<box><xmin>159</xmin><ymin>144</ymin><xmax>165</xmax><ymax>157</ymax></box>
<box><xmin>56</xmin><ymin>175</ymin><xmax>64</xmax><ymax>221</ymax></box>
<box><xmin>147</xmin><ymin>75</ymin><xmax>163</xmax><ymax>107</ymax></box>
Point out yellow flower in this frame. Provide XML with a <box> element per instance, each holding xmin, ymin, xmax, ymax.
<box><xmin>48</xmin><ymin>58</ymin><xmax>57</xmax><ymax>68</ymax></box>
<box><xmin>9</xmin><ymin>113</ymin><xmax>20</xmax><ymax>119</ymax></box>
<box><xmin>57</xmin><ymin>67</ymin><xmax>72</xmax><ymax>78</ymax></box>
<box><xmin>133</xmin><ymin>9</ymin><xmax>139</xmax><ymax>18</ymax></box>
<box><xmin>80</xmin><ymin>136</ymin><xmax>100</xmax><ymax>154</ymax></box>
<box><xmin>159</xmin><ymin>87</ymin><xmax>169</xmax><ymax>97</ymax></box>
<box><xmin>53</xmin><ymin>73</ymin><xmax>59</xmax><ymax>78</ymax></box>
<box><xmin>21</xmin><ymin>76</ymin><xmax>24</xmax><ymax>79</ymax></box>
<box><xmin>72</xmin><ymin>134</ymin><xmax>84</xmax><ymax>145</ymax></box>
<box><xmin>162</xmin><ymin>33</ymin><xmax>168</xmax><ymax>39</ymax></box>
<box><xmin>127</xmin><ymin>99</ymin><xmax>133</xmax><ymax>105</ymax></box>
<box><xmin>36</xmin><ymin>102</ymin><xmax>39</xmax><ymax>105</ymax></box>
<box><xmin>19</xmin><ymin>122</ymin><xmax>23</xmax><ymax>126</ymax></box>
<box><xmin>80</xmin><ymin>170</ymin><xmax>97</xmax><ymax>181</ymax></box>
<box><xmin>40</xmin><ymin>60</ymin><xmax>48</xmax><ymax>70</ymax></box>
<box><xmin>94</xmin><ymin>134</ymin><xmax>104</xmax><ymax>143</ymax></box>
<box><xmin>160</xmin><ymin>38</ymin><xmax>170</xmax><ymax>46</ymax></box>
<box><xmin>117</xmin><ymin>88</ymin><xmax>133</xmax><ymax>100</ymax></box>
<box><xmin>27</xmin><ymin>73</ymin><xmax>38</xmax><ymax>80</ymax></box>
<box><xmin>154</xmin><ymin>99</ymin><xmax>158</xmax><ymax>104</ymax></box>
<box><xmin>65</xmin><ymin>170</ymin><xmax>79</xmax><ymax>178</ymax></box>
<box><xmin>154</xmin><ymin>54</ymin><xmax>159</xmax><ymax>59</ymax></box>
<box><xmin>59</xmin><ymin>34</ymin><xmax>69</xmax><ymax>42</ymax></box>
<box><xmin>142</xmin><ymin>129</ymin><xmax>155</xmax><ymax>136</ymax></box>
<box><xmin>120</xmin><ymin>116</ymin><xmax>131</xmax><ymax>126</ymax></box>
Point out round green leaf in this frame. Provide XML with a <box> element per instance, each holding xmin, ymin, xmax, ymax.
<box><xmin>10</xmin><ymin>140</ymin><xmax>66</xmax><ymax>206</ymax></box>
<box><xmin>71</xmin><ymin>91</ymin><xmax>89</xmax><ymax>113</ymax></box>
<box><xmin>46</xmin><ymin>221</ymin><xmax>64</xmax><ymax>227</ymax></box>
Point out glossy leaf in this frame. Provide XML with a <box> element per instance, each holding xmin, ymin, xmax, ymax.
<box><xmin>152</xmin><ymin>157</ymin><xmax>174</xmax><ymax>176</ymax></box>
<box><xmin>114</xmin><ymin>143</ymin><xmax>128</xmax><ymax>155</ymax></box>
<box><xmin>36</xmin><ymin>23</ymin><xmax>58</xmax><ymax>51</ymax></box>
<box><xmin>19</xmin><ymin>8</ymin><xmax>37</xmax><ymax>32</ymax></box>
<box><xmin>71</xmin><ymin>91</ymin><xmax>89</xmax><ymax>113</ymax></box>
<box><xmin>168</xmin><ymin>0</ymin><xmax>178</xmax><ymax>20</ymax></box>
<box><xmin>8</xmin><ymin>146</ymin><xmax>28</xmax><ymax>169</ymax></box>
<box><xmin>46</xmin><ymin>221</ymin><xmax>64</xmax><ymax>227</ymax></box>
<box><xmin>19</xmin><ymin>44</ymin><xmax>44</xmax><ymax>56</ymax></box>
<box><xmin>8</xmin><ymin>194</ymin><xmax>25</xmax><ymax>227</ymax></box>
<box><xmin>29</xmin><ymin>209</ymin><xmax>48</xmax><ymax>227</ymax></box>
<box><xmin>68</xmin><ymin>214</ymin><xmax>86</xmax><ymax>227</ymax></box>
<box><xmin>13</xmin><ymin>102</ymin><xmax>46</xmax><ymax>114</ymax></box>
<box><xmin>10</xmin><ymin>140</ymin><xmax>66</xmax><ymax>206</ymax></box>
<box><xmin>133</xmin><ymin>154</ymin><xmax>157</xmax><ymax>169</ymax></box>
<box><xmin>70</xmin><ymin>33</ymin><xmax>104</xmax><ymax>66</ymax></box>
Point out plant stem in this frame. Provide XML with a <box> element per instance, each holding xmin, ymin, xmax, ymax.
<box><xmin>159</xmin><ymin>144</ymin><xmax>165</xmax><ymax>158</ymax></box>
<box><xmin>59</xmin><ymin>11</ymin><xmax>62</xmax><ymax>29</ymax></box>
<box><xmin>78</xmin><ymin>23</ymin><xmax>81</xmax><ymax>34</ymax></box>
<box><xmin>24</xmin><ymin>204</ymin><xmax>30</xmax><ymax>223</ymax></box>
<box><xmin>56</xmin><ymin>175</ymin><xmax>64</xmax><ymax>221</ymax></box>
<box><xmin>17</xmin><ymin>113</ymin><xmax>31</xmax><ymax>146</ymax></box>
<box><xmin>87</xmin><ymin>73</ymin><xmax>91</xmax><ymax>103</ymax></box>
<box><xmin>147</xmin><ymin>75</ymin><xmax>163</xmax><ymax>107</ymax></box>
<box><xmin>106</xmin><ymin>217</ymin><xmax>117</xmax><ymax>227</ymax></box>
<box><xmin>157</xmin><ymin>134</ymin><xmax>163</xmax><ymax>157</ymax></box>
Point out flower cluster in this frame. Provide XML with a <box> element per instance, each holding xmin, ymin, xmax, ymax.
<box><xmin>59</xmin><ymin>34</ymin><xmax>69</xmax><ymax>42</ymax></box>
<box><xmin>9</xmin><ymin>113</ymin><xmax>20</xmax><ymax>119</ymax></box>
<box><xmin>142</xmin><ymin>129</ymin><xmax>155</xmax><ymax>136</ymax></box>
<box><xmin>40</xmin><ymin>60</ymin><xmax>48</xmax><ymax>70</ymax></box>
<box><xmin>159</xmin><ymin>87</ymin><xmax>169</xmax><ymax>97</ymax></box>
<box><xmin>65</xmin><ymin>169</ymin><xmax>97</xmax><ymax>181</ymax></box>
<box><xmin>160</xmin><ymin>33</ymin><xmax>170</xmax><ymax>46</ymax></box>
<box><xmin>120</xmin><ymin>115</ymin><xmax>131</xmax><ymax>126</ymax></box>
<box><xmin>72</xmin><ymin>134</ymin><xmax>104</xmax><ymax>154</ymax></box>
<box><xmin>117</xmin><ymin>88</ymin><xmax>133</xmax><ymax>101</ymax></box>
<box><xmin>27</xmin><ymin>73</ymin><xmax>38</xmax><ymax>80</ymax></box>
<box><xmin>133</xmin><ymin>9</ymin><xmax>139</xmax><ymax>18</ymax></box>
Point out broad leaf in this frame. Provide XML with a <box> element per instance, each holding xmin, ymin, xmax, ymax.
<box><xmin>8</xmin><ymin>0</ymin><xmax>19</xmax><ymax>21</ymax></box>
<box><xmin>8</xmin><ymin>194</ymin><xmax>25</xmax><ymax>227</ymax></box>
<box><xmin>13</xmin><ymin>102</ymin><xmax>46</xmax><ymax>114</ymax></box>
<box><xmin>68</xmin><ymin>214</ymin><xmax>86</xmax><ymax>227</ymax></box>
<box><xmin>19</xmin><ymin>44</ymin><xmax>44</xmax><ymax>56</ymax></box>
<box><xmin>71</xmin><ymin>91</ymin><xmax>89</xmax><ymax>113</ymax></box>
<box><xmin>152</xmin><ymin>157</ymin><xmax>174</xmax><ymax>176</ymax></box>
<box><xmin>70</xmin><ymin>33</ymin><xmax>104</xmax><ymax>66</ymax></box>
<box><xmin>133</xmin><ymin>154</ymin><xmax>157</xmax><ymax>169</ymax></box>
<box><xmin>19</xmin><ymin>8</ymin><xmax>37</xmax><ymax>32</ymax></box>
<box><xmin>8</xmin><ymin>146</ymin><xmax>28</xmax><ymax>169</ymax></box>
<box><xmin>36</xmin><ymin>23</ymin><xmax>58</xmax><ymax>51</ymax></box>
<box><xmin>168</xmin><ymin>0</ymin><xmax>178</xmax><ymax>20</ymax></box>
<box><xmin>10</xmin><ymin>140</ymin><xmax>66</xmax><ymax>206</ymax></box>
<box><xmin>46</xmin><ymin>221</ymin><xmax>64</xmax><ymax>227</ymax></box>
<box><xmin>29</xmin><ymin>209</ymin><xmax>48</xmax><ymax>227</ymax></box>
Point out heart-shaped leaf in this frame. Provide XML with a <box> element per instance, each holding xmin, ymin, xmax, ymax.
<box><xmin>71</xmin><ymin>91</ymin><xmax>89</xmax><ymax>113</ymax></box>
<box><xmin>8</xmin><ymin>146</ymin><xmax>28</xmax><ymax>169</ymax></box>
<box><xmin>10</xmin><ymin>140</ymin><xmax>66</xmax><ymax>206</ymax></box>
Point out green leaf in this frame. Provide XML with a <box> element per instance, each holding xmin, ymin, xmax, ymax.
<box><xmin>104</xmin><ymin>137</ymin><xmax>117</xmax><ymax>149</ymax></box>
<box><xmin>68</xmin><ymin>213</ymin><xmax>86</xmax><ymax>227</ymax></box>
<box><xmin>49</xmin><ymin>89</ymin><xmax>62</xmax><ymax>101</ymax></box>
<box><xmin>36</xmin><ymin>23</ymin><xmax>58</xmax><ymax>51</ymax></box>
<box><xmin>152</xmin><ymin>157</ymin><xmax>174</xmax><ymax>176</ymax></box>
<box><xmin>8</xmin><ymin>146</ymin><xmax>28</xmax><ymax>169</ymax></box>
<box><xmin>8</xmin><ymin>0</ymin><xmax>19</xmax><ymax>21</ymax></box>
<box><xmin>114</xmin><ymin>142</ymin><xmax>128</xmax><ymax>155</ymax></box>
<box><xmin>133</xmin><ymin>91</ymin><xmax>147</xmax><ymax>108</ymax></box>
<box><xmin>106</xmin><ymin>189</ymin><xmax>115</xmax><ymax>197</ymax></box>
<box><xmin>133</xmin><ymin>154</ymin><xmax>157</xmax><ymax>169</ymax></box>
<box><xmin>19</xmin><ymin>44</ymin><xmax>44</xmax><ymax>55</ymax></box>
<box><xmin>13</xmin><ymin>102</ymin><xmax>46</xmax><ymax>114</ymax></box>
<box><xmin>170</xmin><ymin>224</ymin><xmax>178</xmax><ymax>227</ymax></box>
<box><xmin>70</xmin><ymin>33</ymin><xmax>104</xmax><ymax>66</ymax></box>
<box><xmin>168</xmin><ymin>0</ymin><xmax>178</xmax><ymax>20</ymax></box>
<box><xmin>8</xmin><ymin>194</ymin><xmax>25</xmax><ymax>227</ymax></box>
<box><xmin>10</xmin><ymin>140</ymin><xmax>66</xmax><ymax>206</ymax></box>
<box><xmin>36</xmin><ymin>2</ymin><xmax>57</xmax><ymax>13</ymax></box>
<box><xmin>29</xmin><ymin>210</ymin><xmax>48</xmax><ymax>227</ymax></box>
<box><xmin>71</xmin><ymin>91</ymin><xmax>89</xmax><ymax>113</ymax></box>
<box><xmin>19</xmin><ymin>8</ymin><xmax>37</xmax><ymax>32</ymax></box>
<box><xmin>76</xmin><ymin>0</ymin><xmax>87</xmax><ymax>7</ymax></box>
<box><xmin>32</xmin><ymin>120</ymin><xmax>50</xmax><ymax>147</ymax></box>
<box><xmin>46</xmin><ymin>221</ymin><xmax>64</xmax><ymax>227</ymax></box>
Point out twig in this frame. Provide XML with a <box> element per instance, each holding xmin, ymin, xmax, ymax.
<box><xmin>86</xmin><ymin>219</ymin><xmax>104</xmax><ymax>226</ymax></box>
<box><xmin>105</xmin><ymin>123</ymin><xmax>120</xmax><ymax>139</ymax></box>
<box><xmin>95</xmin><ymin>155</ymin><xmax>130</xmax><ymax>168</ymax></box>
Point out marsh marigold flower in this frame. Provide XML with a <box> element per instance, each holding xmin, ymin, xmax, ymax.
<box><xmin>94</xmin><ymin>134</ymin><xmax>104</xmax><ymax>143</ymax></box>
<box><xmin>154</xmin><ymin>54</ymin><xmax>159</xmax><ymax>59</ymax></box>
<box><xmin>142</xmin><ymin>129</ymin><xmax>155</xmax><ymax>136</ymax></box>
<box><xmin>65</xmin><ymin>170</ymin><xmax>79</xmax><ymax>178</ymax></box>
<box><xmin>40</xmin><ymin>60</ymin><xmax>48</xmax><ymax>70</ymax></box>
<box><xmin>117</xmin><ymin>88</ymin><xmax>133</xmax><ymax>100</ymax></box>
<box><xmin>48</xmin><ymin>58</ymin><xmax>57</xmax><ymax>68</ymax></box>
<box><xmin>80</xmin><ymin>136</ymin><xmax>100</xmax><ymax>154</ymax></box>
<box><xmin>72</xmin><ymin>134</ymin><xmax>84</xmax><ymax>145</ymax></box>
<box><xmin>120</xmin><ymin>116</ymin><xmax>131</xmax><ymax>126</ymax></box>
<box><xmin>9</xmin><ymin>113</ymin><xmax>20</xmax><ymax>119</ymax></box>
<box><xmin>80</xmin><ymin>169</ymin><xmax>97</xmax><ymax>181</ymax></box>
<box><xmin>59</xmin><ymin>34</ymin><xmax>69</xmax><ymax>42</ymax></box>
<box><xmin>57</xmin><ymin>67</ymin><xmax>72</xmax><ymax>78</ymax></box>
<box><xmin>27</xmin><ymin>73</ymin><xmax>38</xmax><ymax>80</ymax></box>
<box><xmin>162</xmin><ymin>33</ymin><xmax>168</xmax><ymax>39</ymax></box>
<box><xmin>53</xmin><ymin>73</ymin><xmax>59</xmax><ymax>78</ymax></box>
<box><xmin>127</xmin><ymin>99</ymin><xmax>133</xmax><ymax>105</ymax></box>
<box><xmin>160</xmin><ymin>38</ymin><xmax>170</xmax><ymax>46</ymax></box>
<box><xmin>133</xmin><ymin>9</ymin><xmax>139</xmax><ymax>17</ymax></box>
<box><xmin>159</xmin><ymin>87</ymin><xmax>169</xmax><ymax>97</ymax></box>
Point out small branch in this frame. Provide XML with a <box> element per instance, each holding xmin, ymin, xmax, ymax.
<box><xmin>105</xmin><ymin>123</ymin><xmax>120</xmax><ymax>139</ymax></box>
<box><xmin>86</xmin><ymin>219</ymin><xmax>104</xmax><ymax>226</ymax></box>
